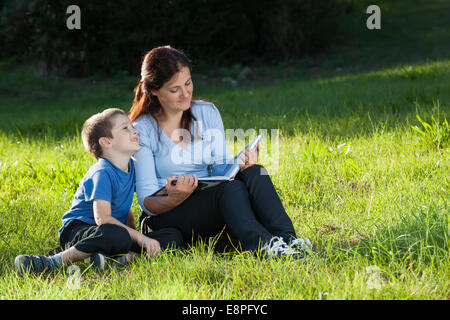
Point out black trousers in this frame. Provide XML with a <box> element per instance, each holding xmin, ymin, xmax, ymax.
<box><xmin>146</xmin><ymin>164</ymin><xmax>297</xmax><ymax>251</ymax></box>
<box><xmin>59</xmin><ymin>219</ymin><xmax>184</xmax><ymax>256</ymax></box>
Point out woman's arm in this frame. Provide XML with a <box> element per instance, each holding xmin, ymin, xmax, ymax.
<box><xmin>143</xmin><ymin>196</ymin><xmax>176</xmax><ymax>214</ymax></box>
<box><xmin>144</xmin><ymin>174</ymin><xmax>198</xmax><ymax>214</ymax></box>
<box><xmin>134</xmin><ymin>136</ymin><xmax>198</xmax><ymax>214</ymax></box>
<box><xmin>209</xmin><ymin>104</ymin><xmax>259</xmax><ymax>172</ymax></box>
<box><xmin>133</xmin><ymin>121</ymin><xmax>171</xmax><ymax>216</ymax></box>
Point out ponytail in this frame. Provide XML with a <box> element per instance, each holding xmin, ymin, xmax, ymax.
<box><xmin>128</xmin><ymin>81</ymin><xmax>150</xmax><ymax>123</ymax></box>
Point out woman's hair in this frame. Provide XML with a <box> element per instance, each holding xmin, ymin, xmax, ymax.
<box><xmin>128</xmin><ymin>45</ymin><xmax>197</xmax><ymax>142</ymax></box>
<box><xmin>81</xmin><ymin>108</ymin><xmax>126</xmax><ymax>159</ymax></box>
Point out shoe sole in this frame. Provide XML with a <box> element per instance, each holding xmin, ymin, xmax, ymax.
<box><xmin>91</xmin><ymin>253</ymin><xmax>106</xmax><ymax>269</ymax></box>
<box><xmin>14</xmin><ymin>255</ymin><xmax>27</xmax><ymax>274</ymax></box>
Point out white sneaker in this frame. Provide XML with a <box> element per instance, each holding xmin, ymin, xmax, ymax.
<box><xmin>259</xmin><ymin>236</ymin><xmax>305</xmax><ymax>259</ymax></box>
<box><xmin>290</xmin><ymin>237</ymin><xmax>312</xmax><ymax>251</ymax></box>
<box><xmin>289</xmin><ymin>237</ymin><xmax>313</xmax><ymax>258</ymax></box>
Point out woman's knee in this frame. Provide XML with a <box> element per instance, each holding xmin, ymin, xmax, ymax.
<box><xmin>222</xmin><ymin>179</ymin><xmax>247</xmax><ymax>194</ymax></box>
<box><xmin>164</xmin><ymin>227</ymin><xmax>185</xmax><ymax>249</ymax></box>
<box><xmin>147</xmin><ymin>227</ymin><xmax>185</xmax><ymax>250</ymax></box>
<box><xmin>244</xmin><ymin>164</ymin><xmax>268</xmax><ymax>176</ymax></box>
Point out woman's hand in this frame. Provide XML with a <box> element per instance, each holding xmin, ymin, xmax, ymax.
<box><xmin>140</xmin><ymin>236</ymin><xmax>161</xmax><ymax>257</ymax></box>
<box><xmin>166</xmin><ymin>174</ymin><xmax>198</xmax><ymax>206</ymax></box>
<box><xmin>239</xmin><ymin>143</ymin><xmax>260</xmax><ymax>171</ymax></box>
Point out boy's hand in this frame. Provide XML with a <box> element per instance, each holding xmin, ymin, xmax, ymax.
<box><xmin>140</xmin><ymin>237</ymin><xmax>161</xmax><ymax>257</ymax></box>
<box><xmin>166</xmin><ymin>174</ymin><xmax>198</xmax><ymax>205</ymax></box>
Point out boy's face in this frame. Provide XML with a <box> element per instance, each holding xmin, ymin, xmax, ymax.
<box><xmin>107</xmin><ymin>114</ymin><xmax>141</xmax><ymax>155</ymax></box>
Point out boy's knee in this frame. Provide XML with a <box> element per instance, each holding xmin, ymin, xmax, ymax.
<box><xmin>98</xmin><ymin>223</ymin><xmax>132</xmax><ymax>255</ymax></box>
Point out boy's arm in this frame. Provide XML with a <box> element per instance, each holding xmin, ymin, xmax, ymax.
<box><xmin>127</xmin><ymin>209</ymin><xmax>136</xmax><ymax>230</ymax></box>
<box><xmin>93</xmin><ymin>199</ymin><xmax>160</xmax><ymax>256</ymax></box>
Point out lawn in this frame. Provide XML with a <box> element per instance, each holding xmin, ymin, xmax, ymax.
<box><xmin>0</xmin><ymin>0</ymin><xmax>448</xmax><ymax>299</ymax></box>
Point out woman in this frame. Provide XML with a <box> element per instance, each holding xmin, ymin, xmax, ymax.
<box><xmin>129</xmin><ymin>46</ymin><xmax>311</xmax><ymax>259</ymax></box>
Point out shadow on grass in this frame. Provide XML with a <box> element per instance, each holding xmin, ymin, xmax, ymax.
<box><xmin>0</xmin><ymin>58</ymin><xmax>449</xmax><ymax>146</ymax></box>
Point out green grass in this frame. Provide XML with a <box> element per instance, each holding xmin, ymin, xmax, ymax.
<box><xmin>0</xmin><ymin>0</ymin><xmax>449</xmax><ymax>300</ymax></box>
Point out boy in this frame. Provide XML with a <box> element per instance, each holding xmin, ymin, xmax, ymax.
<box><xmin>15</xmin><ymin>108</ymin><xmax>184</xmax><ymax>274</ymax></box>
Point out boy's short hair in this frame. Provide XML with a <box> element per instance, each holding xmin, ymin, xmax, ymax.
<box><xmin>81</xmin><ymin>108</ymin><xmax>127</xmax><ymax>159</ymax></box>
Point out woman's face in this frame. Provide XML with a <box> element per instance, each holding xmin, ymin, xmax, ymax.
<box><xmin>151</xmin><ymin>65</ymin><xmax>193</xmax><ymax>117</ymax></box>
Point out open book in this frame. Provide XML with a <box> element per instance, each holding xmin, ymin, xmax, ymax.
<box><xmin>151</xmin><ymin>135</ymin><xmax>263</xmax><ymax>196</ymax></box>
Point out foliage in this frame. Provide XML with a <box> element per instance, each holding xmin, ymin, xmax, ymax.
<box><xmin>0</xmin><ymin>0</ymin><xmax>350</xmax><ymax>76</ymax></box>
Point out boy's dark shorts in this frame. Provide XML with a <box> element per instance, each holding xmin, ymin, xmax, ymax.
<box><xmin>58</xmin><ymin>219</ymin><xmax>185</xmax><ymax>256</ymax></box>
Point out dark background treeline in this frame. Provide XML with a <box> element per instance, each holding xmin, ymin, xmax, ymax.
<box><xmin>0</xmin><ymin>0</ymin><xmax>354</xmax><ymax>77</ymax></box>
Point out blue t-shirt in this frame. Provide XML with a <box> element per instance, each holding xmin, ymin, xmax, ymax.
<box><xmin>59</xmin><ymin>158</ymin><xmax>135</xmax><ymax>236</ymax></box>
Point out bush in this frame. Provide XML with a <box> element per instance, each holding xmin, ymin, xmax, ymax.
<box><xmin>0</xmin><ymin>0</ymin><xmax>350</xmax><ymax>76</ymax></box>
